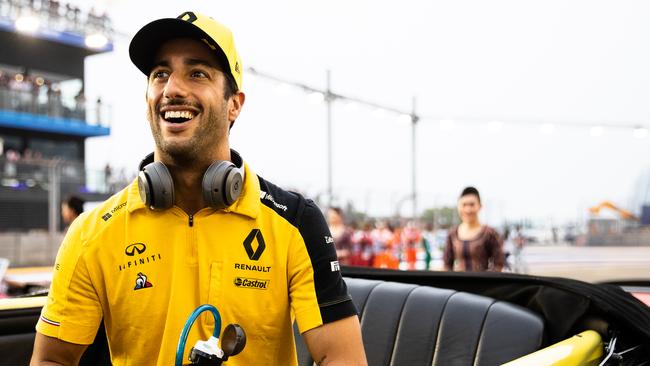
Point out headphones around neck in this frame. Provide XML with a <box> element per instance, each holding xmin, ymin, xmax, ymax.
<box><xmin>137</xmin><ymin>150</ymin><xmax>245</xmax><ymax>211</ymax></box>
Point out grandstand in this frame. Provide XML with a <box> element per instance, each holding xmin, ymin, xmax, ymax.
<box><xmin>0</xmin><ymin>0</ymin><xmax>113</xmax><ymax>264</ymax></box>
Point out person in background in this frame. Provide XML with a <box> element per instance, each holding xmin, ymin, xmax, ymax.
<box><xmin>327</xmin><ymin>206</ymin><xmax>354</xmax><ymax>265</ymax></box>
<box><xmin>351</xmin><ymin>221</ymin><xmax>375</xmax><ymax>267</ymax></box>
<box><xmin>444</xmin><ymin>186</ymin><xmax>504</xmax><ymax>271</ymax></box>
<box><xmin>511</xmin><ymin>224</ymin><xmax>528</xmax><ymax>273</ymax></box>
<box><xmin>61</xmin><ymin>195</ymin><xmax>84</xmax><ymax>228</ymax></box>
<box><xmin>420</xmin><ymin>222</ymin><xmax>434</xmax><ymax>270</ymax></box>
<box><xmin>401</xmin><ymin>221</ymin><xmax>420</xmax><ymax>270</ymax></box>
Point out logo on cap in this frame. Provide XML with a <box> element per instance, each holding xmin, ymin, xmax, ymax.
<box><xmin>177</xmin><ymin>11</ymin><xmax>197</xmax><ymax>23</ymax></box>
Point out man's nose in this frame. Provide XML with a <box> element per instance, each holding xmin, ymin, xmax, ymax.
<box><xmin>163</xmin><ymin>73</ymin><xmax>189</xmax><ymax>99</ymax></box>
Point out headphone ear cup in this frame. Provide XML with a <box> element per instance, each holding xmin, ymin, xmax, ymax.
<box><xmin>138</xmin><ymin>162</ymin><xmax>174</xmax><ymax>210</ymax></box>
<box><xmin>202</xmin><ymin>161</ymin><xmax>243</xmax><ymax>209</ymax></box>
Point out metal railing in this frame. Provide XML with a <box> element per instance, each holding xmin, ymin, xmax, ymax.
<box><xmin>0</xmin><ymin>157</ymin><xmax>131</xmax><ymax>265</ymax></box>
<box><xmin>0</xmin><ymin>88</ymin><xmax>111</xmax><ymax>127</ymax></box>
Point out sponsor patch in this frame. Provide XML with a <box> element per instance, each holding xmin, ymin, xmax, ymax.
<box><xmin>259</xmin><ymin>191</ymin><xmax>288</xmax><ymax>212</ymax></box>
<box><xmin>134</xmin><ymin>272</ymin><xmax>153</xmax><ymax>290</ymax></box>
<box><xmin>119</xmin><ymin>253</ymin><xmax>161</xmax><ymax>271</ymax></box>
<box><xmin>125</xmin><ymin>242</ymin><xmax>146</xmax><ymax>256</ymax></box>
<box><xmin>111</xmin><ymin>202</ymin><xmax>126</xmax><ymax>213</ymax></box>
<box><xmin>102</xmin><ymin>202</ymin><xmax>126</xmax><ymax>222</ymax></box>
<box><xmin>233</xmin><ymin>277</ymin><xmax>270</xmax><ymax>290</ymax></box>
<box><xmin>330</xmin><ymin>261</ymin><xmax>340</xmax><ymax>272</ymax></box>
<box><xmin>234</xmin><ymin>263</ymin><xmax>271</xmax><ymax>272</ymax></box>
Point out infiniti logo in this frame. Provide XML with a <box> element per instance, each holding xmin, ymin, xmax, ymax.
<box><xmin>125</xmin><ymin>243</ymin><xmax>146</xmax><ymax>256</ymax></box>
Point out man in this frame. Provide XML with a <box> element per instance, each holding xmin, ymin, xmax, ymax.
<box><xmin>31</xmin><ymin>11</ymin><xmax>367</xmax><ymax>366</ymax></box>
<box><xmin>61</xmin><ymin>195</ymin><xmax>84</xmax><ymax>229</ymax></box>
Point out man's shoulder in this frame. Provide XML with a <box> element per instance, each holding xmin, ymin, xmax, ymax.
<box><xmin>72</xmin><ymin>182</ymin><xmax>134</xmax><ymax>242</ymax></box>
<box><xmin>256</xmin><ymin>175</ymin><xmax>321</xmax><ymax>229</ymax></box>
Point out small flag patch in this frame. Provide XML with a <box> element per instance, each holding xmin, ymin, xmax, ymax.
<box><xmin>40</xmin><ymin>315</ymin><xmax>60</xmax><ymax>326</ymax></box>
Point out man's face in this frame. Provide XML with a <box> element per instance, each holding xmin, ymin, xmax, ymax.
<box><xmin>146</xmin><ymin>38</ymin><xmax>233</xmax><ymax>162</ymax></box>
<box><xmin>458</xmin><ymin>194</ymin><xmax>481</xmax><ymax>223</ymax></box>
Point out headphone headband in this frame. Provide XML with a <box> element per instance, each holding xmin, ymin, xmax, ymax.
<box><xmin>139</xmin><ymin>152</ymin><xmax>155</xmax><ymax>172</ymax></box>
<box><xmin>229</xmin><ymin>149</ymin><xmax>245</xmax><ymax>180</ymax></box>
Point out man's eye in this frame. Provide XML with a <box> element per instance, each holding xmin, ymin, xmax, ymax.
<box><xmin>151</xmin><ymin>70</ymin><xmax>169</xmax><ymax>79</ymax></box>
<box><xmin>191</xmin><ymin>71</ymin><xmax>207</xmax><ymax>78</ymax></box>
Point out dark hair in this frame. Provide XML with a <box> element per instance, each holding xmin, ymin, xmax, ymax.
<box><xmin>223</xmin><ymin>73</ymin><xmax>238</xmax><ymax>100</ymax></box>
<box><xmin>329</xmin><ymin>206</ymin><xmax>344</xmax><ymax>216</ymax></box>
<box><xmin>460</xmin><ymin>186</ymin><xmax>481</xmax><ymax>203</ymax></box>
<box><xmin>65</xmin><ymin>196</ymin><xmax>85</xmax><ymax>217</ymax></box>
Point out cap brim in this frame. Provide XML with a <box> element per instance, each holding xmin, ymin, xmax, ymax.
<box><xmin>129</xmin><ymin>18</ymin><xmax>231</xmax><ymax>77</ymax></box>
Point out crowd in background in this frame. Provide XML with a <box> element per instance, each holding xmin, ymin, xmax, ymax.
<box><xmin>0</xmin><ymin>0</ymin><xmax>112</xmax><ymax>37</ymax></box>
<box><xmin>328</xmin><ymin>206</ymin><xmax>444</xmax><ymax>271</ymax></box>
<box><xmin>326</xmin><ymin>203</ymin><xmax>528</xmax><ymax>273</ymax></box>
<box><xmin>0</xmin><ymin>147</ymin><xmax>84</xmax><ymax>190</ymax></box>
<box><xmin>0</xmin><ymin>68</ymin><xmax>97</xmax><ymax>121</ymax></box>
<box><xmin>0</xmin><ymin>148</ymin><xmax>133</xmax><ymax>195</ymax></box>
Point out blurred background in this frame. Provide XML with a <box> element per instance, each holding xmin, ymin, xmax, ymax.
<box><xmin>1</xmin><ymin>0</ymin><xmax>650</xmax><ymax>296</ymax></box>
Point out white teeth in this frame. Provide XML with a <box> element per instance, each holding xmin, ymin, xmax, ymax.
<box><xmin>164</xmin><ymin>110</ymin><xmax>195</xmax><ymax>120</ymax></box>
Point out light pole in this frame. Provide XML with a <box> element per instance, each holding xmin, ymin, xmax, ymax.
<box><xmin>411</xmin><ymin>96</ymin><xmax>418</xmax><ymax>220</ymax></box>
<box><xmin>247</xmin><ymin>67</ymin><xmax>419</xmax><ymax>214</ymax></box>
<box><xmin>326</xmin><ymin>70</ymin><xmax>333</xmax><ymax>208</ymax></box>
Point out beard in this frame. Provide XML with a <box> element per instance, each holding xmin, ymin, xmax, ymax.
<box><xmin>147</xmin><ymin>99</ymin><xmax>229</xmax><ymax>166</ymax></box>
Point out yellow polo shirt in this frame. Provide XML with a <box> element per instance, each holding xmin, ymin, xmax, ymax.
<box><xmin>36</xmin><ymin>162</ymin><xmax>356</xmax><ymax>365</ymax></box>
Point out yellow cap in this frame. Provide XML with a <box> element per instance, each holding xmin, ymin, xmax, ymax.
<box><xmin>129</xmin><ymin>11</ymin><xmax>243</xmax><ymax>90</ymax></box>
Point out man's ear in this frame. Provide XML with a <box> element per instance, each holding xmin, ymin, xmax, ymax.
<box><xmin>228</xmin><ymin>91</ymin><xmax>246</xmax><ymax>123</ymax></box>
<box><xmin>145</xmin><ymin>83</ymin><xmax>150</xmax><ymax>103</ymax></box>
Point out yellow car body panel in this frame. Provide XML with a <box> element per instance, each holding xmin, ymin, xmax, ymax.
<box><xmin>0</xmin><ymin>296</ymin><xmax>47</xmax><ymax>311</ymax></box>
<box><xmin>503</xmin><ymin>330</ymin><xmax>603</xmax><ymax>366</ymax></box>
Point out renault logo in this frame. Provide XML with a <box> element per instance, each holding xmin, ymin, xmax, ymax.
<box><xmin>177</xmin><ymin>11</ymin><xmax>197</xmax><ymax>23</ymax></box>
<box><xmin>125</xmin><ymin>243</ymin><xmax>146</xmax><ymax>256</ymax></box>
<box><xmin>243</xmin><ymin>229</ymin><xmax>265</xmax><ymax>261</ymax></box>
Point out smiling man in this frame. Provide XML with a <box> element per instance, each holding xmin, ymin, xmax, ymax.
<box><xmin>31</xmin><ymin>11</ymin><xmax>366</xmax><ymax>366</ymax></box>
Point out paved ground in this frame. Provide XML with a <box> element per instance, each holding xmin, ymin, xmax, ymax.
<box><xmin>512</xmin><ymin>245</ymin><xmax>650</xmax><ymax>283</ymax></box>
<box><xmin>2</xmin><ymin>232</ymin><xmax>649</xmax><ymax>285</ymax></box>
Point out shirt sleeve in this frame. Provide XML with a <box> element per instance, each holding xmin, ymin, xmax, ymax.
<box><xmin>36</xmin><ymin>217</ymin><xmax>103</xmax><ymax>345</ymax></box>
<box><xmin>288</xmin><ymin>198</ymin><xmax>357</xmax><ymax>334</ymax></box>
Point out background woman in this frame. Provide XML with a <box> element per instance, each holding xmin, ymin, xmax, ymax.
<box><xmin>444</xmin><ymin>186</ymin><xmax>505</xmax><ymax>271</ymax></box>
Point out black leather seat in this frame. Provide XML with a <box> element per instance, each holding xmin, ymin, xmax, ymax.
<box><xmin>2</xmin><ymin>277</ymin><xmax>544</xmax><ymax>366</ymax></box>
<box><xmin>296</xmin><ymin>277</ymin><xmax>545</xmax><ymax>366</ymax></box>
<box><xmin>0</xmin><ymin>305</ymin><xmax>111</xmax><ymax>366</ymax></box>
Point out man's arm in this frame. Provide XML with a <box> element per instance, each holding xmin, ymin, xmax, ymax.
<box><xmin>302</xmin><ymin>315</ymin><xmax>367</xmax><ymax>366</ymax></box>
<box><xmin>30</xmin><ymin>332</ymin><xmax>88</xmax><ymax>366</ymax></box>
